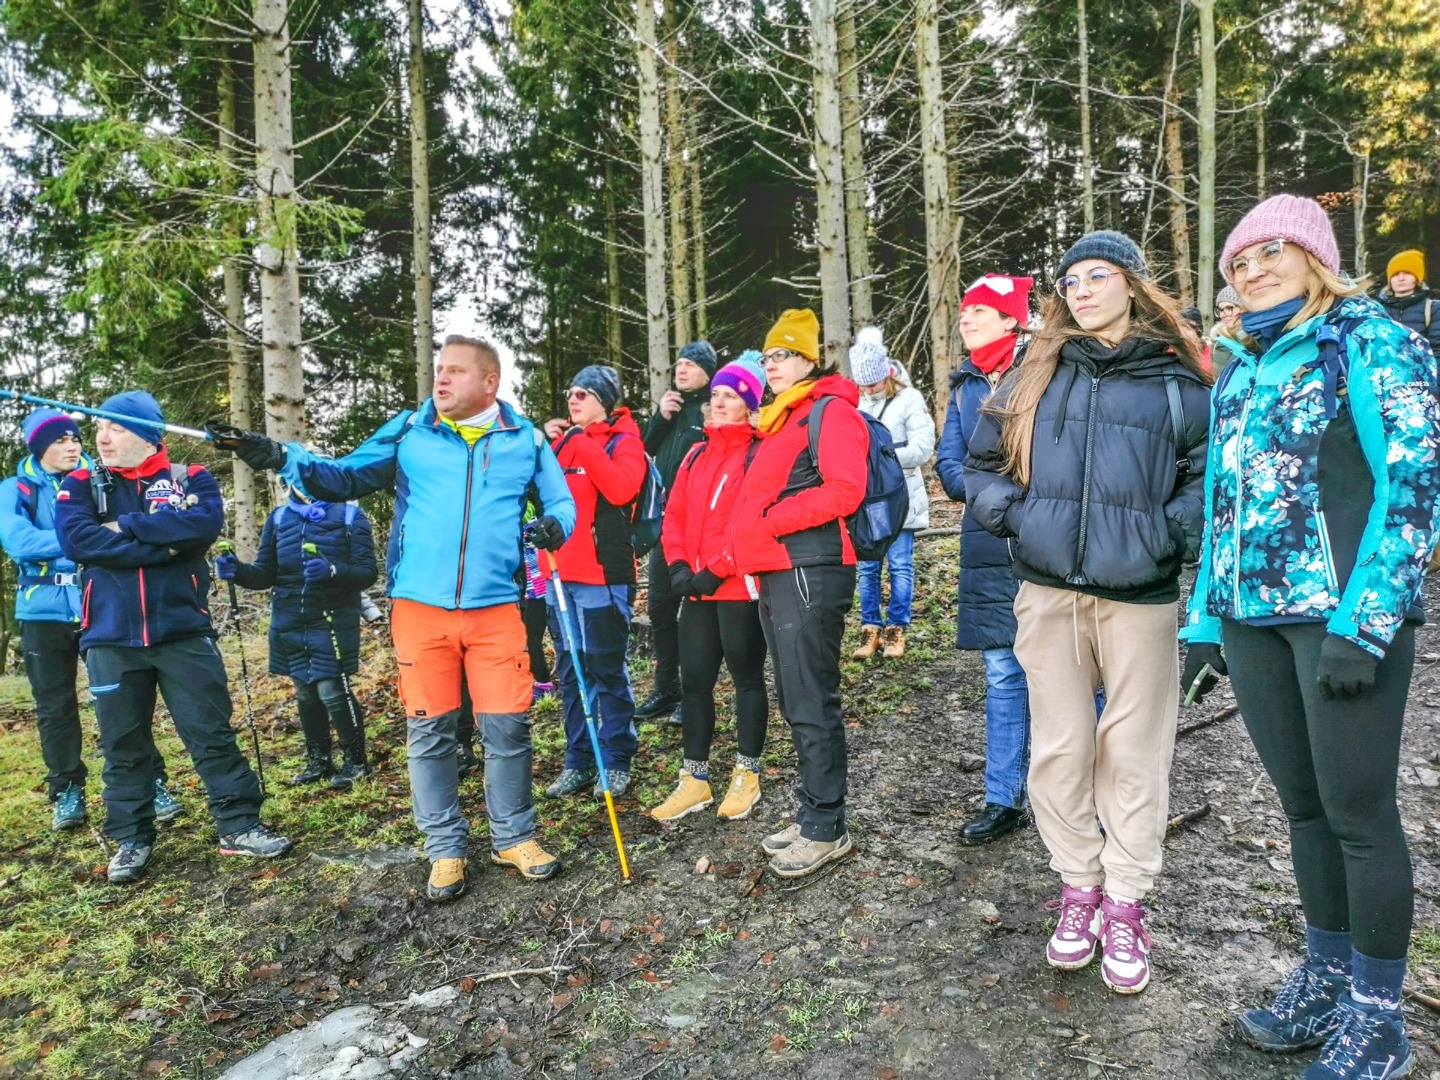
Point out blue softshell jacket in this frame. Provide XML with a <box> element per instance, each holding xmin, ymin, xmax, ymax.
<box><xmin>0</xmin><ymin>454</ymin><xmax>93</xmax><ymax>623</ymax></box>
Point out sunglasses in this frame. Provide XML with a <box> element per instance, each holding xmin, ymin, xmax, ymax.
<box><xmin>1055</xmin><ymin>267</ymin><xmax>1122</xmax><ymax>298</ymax></box>
<box><xmin>565</xmin><ymin>388</ymin><xmax>591</xmax><ymax>402</ymax></box>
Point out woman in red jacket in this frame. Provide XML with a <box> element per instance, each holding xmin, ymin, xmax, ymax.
<box><xmin>540</xmin><ymin>365</ymin><xmax>647</xmax><ymax>799</ymax></box>
<box><xmin>649</xmin><ymin>355</ymin><xmax>770</xmax><ymax>824</ymax></box>
<box><xmin>730</xmin><ymin>309</ymin><xmax>869</xmax><ymax>878</ymax></box>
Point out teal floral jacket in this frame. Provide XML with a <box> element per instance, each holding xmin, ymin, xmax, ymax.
<box><xmin>1182</xmin><ymin>294</ymin><xmax>1440</xmax><ymax>658</ymax></box>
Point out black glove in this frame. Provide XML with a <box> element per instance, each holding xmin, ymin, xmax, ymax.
<box><xmin>668</xmin><ymin>562</ymin><xmax>695</xmax><ymax>596</ymax></box>
<box><xmin>690</xmin><ymin>568</ymin><xmax>722</xmax><ymax>598</ymax></box>
<box><xmin>526</xmin><ymin>515</ymin><xmax>566</xmax><ymax>552</ymax></box>
<box><xmin>1180</xmin><ymin>642</ymin><xmax>1227</xmax><ymax>705</ymax></box>
<box><xmin>1316</xmin><ymin>635</ymin><xmax>1379</xmax><ymax>701</ymax></box>
<box><xmin>207</xmin><ymin>422</ymin><xmax>286</xmax><ymax>472</ymax></box>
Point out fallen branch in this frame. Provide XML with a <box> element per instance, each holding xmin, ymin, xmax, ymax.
<box><xmin>89</xmin><ymin>824</ymin><xmax>112</xmax><ymax>860</ymax></box>
<box><xmin>1167</xmin><ymin>803</ymin><xmax>1211</xmax><ymax>831</ymax></box>
<box><xmin>462</xmin><ymin>965</ymin><xmax>574</xmax><ymax>985</ymax></box>
<box><xmin>1178</xmin><ymin>704</ymin><xmax>1239</xmax><ymax>739</ymax></box>
<box><xmin>1406</xmin><ymin>987</ymin><xmax>1440</xmax><ymax>1014</ymax></box>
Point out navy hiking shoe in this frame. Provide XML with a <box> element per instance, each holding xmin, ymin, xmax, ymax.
<box><xmin>1237</xmin><ymin>962</ymin><xmax>1349</xmax><ymax>1052</ymax></box>
<box><xmin>218</xmin><ymin>824</ymin><xmax>293</xmax><ymax>858</ymax></box>
<box><xmin>153</xmin><ymin>779</ymin><xmax>183</xmax><ymax>822</ymax></box>
<box><xmin>545</xmin><ymin>767</ymin><xmax>597</xmax><ymax>797</ymax></box>
<box><xmin>52</xmin><ymin>783</ymin><xmax>87</xmax><ymax>831</ymax></box>
<box><xmin>107</xmin><ymin>841</ymin><xmax>153</xmax><ymax>885</ymax></box>
<box><xmin>1300</xmin><ymin>998</ymin><xmax>1413</xmax><ymax>1080</ymax></box>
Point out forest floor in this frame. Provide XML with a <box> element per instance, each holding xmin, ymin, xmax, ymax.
<box><xmin>2</xmin><ymin>499</ymin><xmax>1439</xmax><ymax>1079</ymax></box>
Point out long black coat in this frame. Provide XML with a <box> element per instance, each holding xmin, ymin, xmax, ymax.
<box><xmin>963</xmin><ymin>338</ymin><xmax>1211</xmax><ymax>605</ymax></box>
<box><xmin>233</xmin><ymin>500</ymin><xmax>377</xmax><ymax>681</ymax></box>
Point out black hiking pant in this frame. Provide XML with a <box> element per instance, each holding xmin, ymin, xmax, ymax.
<box><xmin>21</xmin><ymin>620</ymin><xmax>86</xmax><ymax>798</ymax></box>
<box><xmin>524</xmin><ymin>595</ymin><xmax>551</xmax><ymax>685</ymax></box>
<box><xmin>87</xmin><ymin>637</ymin><xmax>264</xmax><ymax>844</ymax></box>
<box><xmin>294</xmin><ymin>676</ymin><xmax>366</xmax><ymax>764</ymax></box>
<box><xmin>1223</xmin><ymin>619</ymin><xmax>1414</xmax><ymax>959</ymax></box>
<box><xmin>646</xmin><ymin>545</ymin><xmax>681</xmax><ymax>697</ymax></box>
<box><xmin>758</xmin><ymin>565</ymin><xmax>854</xmax><ymax>842</ymax></box>
<box><xmin>679</xmin><ymin>598</ymin><xmax>769</xmax><ymax>763</ymax></box>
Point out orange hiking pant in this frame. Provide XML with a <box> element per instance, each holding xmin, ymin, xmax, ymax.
<box><xmin>390</xmin><ymin>599</ymin><xmax>532</xmax><ymax>718</ymax></box>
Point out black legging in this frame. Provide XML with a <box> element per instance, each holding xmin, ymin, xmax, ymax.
<box><xmin>524</xmin><ymin>595</ymin><xmax>552</xmax><ymax>684</ymax></box>
<box><xmin>1223</xmin><ymin>618</ymin><xmax>1414</xmax><ymax>959</ymax></box>
<box><xmin>294</xmin><ymin>676</ymin><xmax>366</xmax><ymax>761</ymax></box>
<box><xmin>679</xmin><ymin>598</ymin><xmax>769</xmax><ymax>762</ymax></box>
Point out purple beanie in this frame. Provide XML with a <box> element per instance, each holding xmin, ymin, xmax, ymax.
<box><xmin>23</xmin><ymin>407</ymin><xmax>81</xmax><ymax>459</ymax></box>
<box><xmin>1221</xmin><ymin>194</ymin><xmax>1340</xmax><ymax>279</ymax></box>
<box><xmin>711</xmin><ymin>354</ymin><xmax>765</xmax><ymax>412</ymax></box>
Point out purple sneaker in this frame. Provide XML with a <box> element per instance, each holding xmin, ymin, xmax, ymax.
<box><xmin>1099</xmin><ymin>895</ymin><xmax>1152</xmax><ymax>994</ymax></box>
<box><xmin>1045</xmin><ymin>885</ymin><xmax>1103</xmax><ymax>970</ymax></box>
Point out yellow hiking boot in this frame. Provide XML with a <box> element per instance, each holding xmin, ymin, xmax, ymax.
<box><xmin>716</xmin><ymin>768</ymin><xmax>761</xmax><ymax>821</ymax></box>
<box><xmin>882</xmin><ymin>626</ymin><xmax>906</xmax><ymax>658</ymax></box>
<box><xmin>648</xmin><ymin>772</ymin><xmax>714</xmax><ymax>822</ymax></box>
<box><xmin>852</xmin><ymin>625</ymin><xmax>881</xmax><ymax>659</ymax></box>
<box><xmin>427</xmin><ymin>857</ymin><xmax>467</xmax><ymax>902</ymax></box>
<box><xmin>491</xmin><ymin>839</ymin><xmax>562</xmax><ymax>880</ymax></box>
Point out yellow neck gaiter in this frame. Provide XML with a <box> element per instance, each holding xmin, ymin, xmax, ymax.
<box><xmin>440</xmin><ymin>416</ymin><xmax>495</xmax><ymax>447</ymax></box>
<box><xmin>757</xmin><ymin>380</ymin><xmax>816</xmax><ymax>435</ymax></box>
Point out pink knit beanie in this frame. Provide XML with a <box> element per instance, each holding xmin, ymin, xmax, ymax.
<box><xmin>1221</xmin><ymin>194</ymin><xmax>1340</xmax><ymax>279</ymax></box>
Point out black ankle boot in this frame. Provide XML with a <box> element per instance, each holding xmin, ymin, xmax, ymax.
<box><xmin>331</xmin><ymin>746</ymin><xmax>372</xmax><ymax>790</ymax></box>
<box><xmin>960</xmin><ymin>802</ymin><xmax>1028</xmax><ymax>844</ymax></box>
<box><xmin>635</xmin><ymin>688</ymin><xmax>680</xmax><ymax>720</ymax></box>
<box><xmin>290</xmin><ymin>748</ymin><xmax>335</xmax><ymax>786</ymax></box>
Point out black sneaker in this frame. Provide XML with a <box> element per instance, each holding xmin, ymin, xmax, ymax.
<box><xmin>1301</xmin><ymin>998</ymin><xmax>1413</xmax><ymax>1079</ymax></box>
<box><xmin>960</xmin><ymin>803</ymin><xmax>1028</xmax><ymax>844</ymax></box>
<box><xmin>218</xmin><ymin>824</ymin><xmax>293</xmax><ymax>858</ymax></box>
<box><xmin>330</xmin><ymin>762</ymin><xmax>372</xmax><ymax>790</ymax></box>
<box><xmin>666</xmin><ymin>701</ymin><xmax>685</xmax><ymax>729</ymax></box>
<box><xmin>634</xmin><ymin>689</ymin><xmax>680</xmax><ymax>721</ymax></box>
<box><xmin>1236</xmin><ymin>961</ymin><xmax>1349</xmax><ymax>1052</ymax></box>
<box><xmin>107</xmin><ymin>840</ymin><xmax>153</xmax><ymax>885</ymax></box>
<box><xmin>289</xmin><ymin>750</ymin><xmax>335</xmax><ymax>786</ymax></box>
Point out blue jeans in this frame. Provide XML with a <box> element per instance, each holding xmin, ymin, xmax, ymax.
<box><xmin>407</xmin><ymin>709</ymin><xmax>535</xmax><ymax>858</ymax></box>
<box><xmin>857</xmin><ymin>529</ymin><xmax>915</xmax><ymax>628</ymax></box>
<box><xmin>548</xmin><ymin>583</ymin><xmax>638</xmax><ymax>773</ymax></box>
<box><xmin>981</xmin><ymin>648</ymin><xmax>1031</xmax><ymax>809</ymax></box>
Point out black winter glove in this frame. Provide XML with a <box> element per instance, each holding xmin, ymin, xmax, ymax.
<box><xmin>668</xmin><ymin>562</ymin><xmax>695</xmax><ymax>597</ymax></box>
<box><xmin>207</xmin><ymin>422</ymin><xmax>287</xmax><ymax>472</ymax></box>
<box><xmin>1180</xmin><ymin>642</ymin><xmax>1228</xmax><ymax>705</ymax></box>
<box><xmin>690</xmin><ymin>568</ymin><xmax>722</xmax><ymax>598</ymax></box>
<box><xmin>526</xmin><ymin>515</ymin><xmax>566</xmax><ymax>552</ymax></box>
<box><xmin>1316</xmin><ymin>635</ymin><xmax>1379</xmax><ymax>701</ymax></box>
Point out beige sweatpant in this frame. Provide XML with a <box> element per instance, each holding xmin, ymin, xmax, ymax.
<box><xmin>1012</xmin><ymin>581</ymin><xmax>1179</xmax><ymax>899</ymax></box>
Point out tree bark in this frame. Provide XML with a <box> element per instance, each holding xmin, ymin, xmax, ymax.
<box><xmin>838</xmin><ymin>0</ymin><xmax>872</xmax><ymax>326</ymax></box>
<box><xmin>1353</xmin><ymin>149</ymin><xmax>1370</xmax><ymax>278</ymax></box>
<box><xmin>663</xmin><ymin>0</ymin><xmax>691</xmax><ymax>349</ymax></box>
<box><xmin>1077</xmin><ymin>0</ymin><xmax>1095</xmax><ymax>233</ymax></box>
<box><xmin>408</xmin><ymin>0</ymin><xmax>435</xmax><ymax>402</ymax></box>
<box><xmin>689</xmin><ymin>150</ymin><xmax>707</xmax><ymax>340</ymax></box>
<box><xmin>604</xmin><ymin>156</ymin><xmax>624</xmax><ymax>370</ymax></box>
<box><xmin>1255</xmin><ymin>104</ymin><xmax>1266</xmax><ymax>199</ymax></box>
<box><xmin>810</xmin><ymin>0</ymin><xmax>851</xmax><ymax>372</ymax></box>
<box><xmin>1195</xmin><ymin>0</ymin><xmax>1217</xmax><ymax>327</ymax></box>
<box><xmin>916</xmin><ymin>0</ymin><xmax>952</xmax><ymax>413</ymax></box>
<box><xmin>635</xmin><ymin>0</ymin><xmax>671</xmax><ymax>401</ymax></box>
<box><xmin>252</xmin><ymin>0</ymin><xmax>307</xmax><ymax>444</ymax></box>
<box><xmin>219</xmin><ymin>58</ymin><xmax>259</xmax><ymax>559</ymax></box>
<box><xmin>1165</xmin><ymin>81</ymin><xmax>1193</xmax><ymax>307</ymax></box>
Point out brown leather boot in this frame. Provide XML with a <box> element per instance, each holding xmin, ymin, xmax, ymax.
<box><xmin>882</xmin><ymin>626</ymin><xmax>906</xmax><ymax>658</ymax></box>
<box><xmin>852</xmin><ymin>625</ymin><xmax>881</xmax><ymax>659</ymax></box>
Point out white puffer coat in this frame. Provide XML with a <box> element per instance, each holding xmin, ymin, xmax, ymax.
<box><xmin>858</xmin><ymin>379</ymin><xmax>935</xmax><ymax>531</ymax></box>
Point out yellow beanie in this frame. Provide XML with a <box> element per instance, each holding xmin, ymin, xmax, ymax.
<box><xmin>1387</xmin><ymin>249</ymin><xmax>1426</xmax><ymax>283</ymax></box>
<box><xmin>764</xmin><ymin>308</ymin><xmax>821</xmax><ymax>362</ymax></box>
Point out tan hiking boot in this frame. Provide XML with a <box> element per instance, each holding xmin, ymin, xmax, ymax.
<box><xmin>648</xmin><ymin>771</ymin><xmax>714</xmax><ymax>822</ymax></box>
<box><xmin>761</xmin><ymin>821</ymin><xmax>802</xmax><ymax>855</ymax></box>
<box><xmin>769</xmin><ymin>832</ymin><xmax>854</xmax><ymax>878</ymax></box>
<box><xmin>882</xmin><ymin>626</ymin><xmax>906</xmax><ymax>658</ymax></box>
<box><xmin>491</xmin><ymin>839</ymin><xmax>562</xmax><ymax>880</ymax></box>
<box><xmin>427</xmin><ymin>857</ymin><xmax>467</xmax><ymax>901</ymax></box>
<box><xmin>852</xmin><ymin>625</ymin><xmax>881</xmax><ymax>659</ymax></box>
<box><xmin>717</xmin><ymin>769</ymin><xmax>761</xmax><ymax>821</ymax></box>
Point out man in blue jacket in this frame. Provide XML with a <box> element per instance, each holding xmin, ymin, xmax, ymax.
<box><xmin>57</xmin><ymin>392</ymin><xmax>290</xmax><ymax>884</ymax></box>
<box><xmin>212</xmin><ymin>336</ymin><xmax>576</xmax><ymax>902</ymax></box>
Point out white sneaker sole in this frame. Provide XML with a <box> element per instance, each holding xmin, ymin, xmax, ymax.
<box><xmin>1101</xmin><ymin>962</ymin><xmax>1150</xmax><ymax>994</ymax></box>
<box><xmin>1046</xmin><ymin>943</ymin><xmax>1099</xmax><ymax>971</ymax></box>
<box><xmin>649</xmin><ymin>797</ymin><xmax>713</xmax><ymax>822</ymax></box>
<box><xmin>717</xmin><ymin>791</ymin><xmax>760</xmax><ymax>821</ymax></box>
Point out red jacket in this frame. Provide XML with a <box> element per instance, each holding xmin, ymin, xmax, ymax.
<box><xmin>552</xmin><ymin>409</ymin><xmax>647</xmax><ymax>585</ymax></box>
<box><xmin>729</xmin><ymin>375</ymin><xmax>869</xmax><ymax>575</ymax></box>
<box><xmin>661</xmin><ymin>421</ymin><xmax>760</xmax><ymax>602</ymax></box>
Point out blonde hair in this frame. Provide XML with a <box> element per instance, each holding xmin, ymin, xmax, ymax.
<box><xmin>1232</xmin><ymin>253</ymin><xmax>1372</xmax><ymax>353</ymax></box>
<box><xmin>988</xmin><ymin>273</ymin><xmax>1210</xmax><ymax>488</ymax></box>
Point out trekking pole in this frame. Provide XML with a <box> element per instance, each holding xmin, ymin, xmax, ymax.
<box><xmin>301</xmin><ymin>542</ymin><xmax>364</xmax><ymax>736</ymax></box>
<box><xmin>538</xmin><ymin>546</ymin><xmax>631</xmax><ymax>881</ymax></box>
<box><xmin>0</xmin><ymin>388</ymin><xmax>212</xmax><ymax>440</ymax></box>
<box><xmin>215</xmin><ymin>541</ymin><xmax>266</xmax><ymax>795</ymax></box>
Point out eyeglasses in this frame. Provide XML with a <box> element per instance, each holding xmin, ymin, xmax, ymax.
<box><xmin>761</xmin><ymin>349</ymin><xmax>798</xmax><ymax>366</ymax></box>
<box><xmin>1055</xmin><ymin>267</ymin><xmax>1122</xmax><ymax>298</ymax></box>
<box><xmin>1223</xmin><ymin>239</ymin><xmax>1286</xmax><ymax>282</ymax></box>
<box><xmin>1215</xmin><ymin>303</ymin><xmax>1240</xmax><ymax>320</ymax></box>
<box><xmin>565</xmin><ymin>388</ymin><xmax>590</xmax><ymax>402</ymax></box>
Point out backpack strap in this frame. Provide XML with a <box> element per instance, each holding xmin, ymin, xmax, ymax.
<box><xmin>1313</xmin><ymin>315</ymin><xmax>1366</xmax><ymax>419</ymax></box>
<box><xmin>1164</xmin><ymin>375</ymin><xmax>1189</xmax><ymax>478</ymax></box>
<box><xmin>343</xmin><ymin>503</ymin><xmax>357</xmax><ymax>529</ymax></box>
<box><xmin>744</xmin><ymin>436</ymin><xmax>760</xmax><ymax>472</ymax></box>
<box><xmin>1426</xmin><ymin>299</ymin><xmax>1434</xmax><ymax>332</ymax></box>
<box><xmin>678</xmin><ymin>441</ymin><xmax>707</xmax><ymax>475</ymax></box>
<box><xmin>806</xmin><ymin>396</ymin><xmax>834</xmax><ymax>467</ymax></box>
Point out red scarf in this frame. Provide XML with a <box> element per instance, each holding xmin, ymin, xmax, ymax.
<box><xmin>969</xmin><ymin>335</ymin><xmax>1018</xmax><ymax>377</ymax></box>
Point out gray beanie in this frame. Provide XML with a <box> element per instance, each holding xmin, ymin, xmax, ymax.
<box><xmin>1215</xmin><ymin>284</ymin><xmax>1241</xmax><ymax>310</ymax></box>
<box><xmin>571</xmin><ymin>364</ymin><xmax>622</xmax><ymax>413</ymax></box>
<box><xmin>1057</xmin><ymin>230</ymin><xmax>1150</xmax><ymax>280</ymax></box>
<box><xmin>677</xmin><ymin>340</ymin><xmax>718</xmax><ymax>376</ymax></box>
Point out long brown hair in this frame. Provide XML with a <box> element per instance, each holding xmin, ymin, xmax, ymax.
<box><xmin>987</xmin><ymin>272</ymin><xmax>1211</xmax><ymax>487</ymax></box>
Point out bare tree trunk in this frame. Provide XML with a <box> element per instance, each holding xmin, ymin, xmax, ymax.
<box><xmin>1353</xmin><ymin>150</ymin><xmax>1370</xmax><ymax>278</ymax></box>
<box><xmin>663</xmin><ymin>0</ymin><xmax>691</xmax><ymax>349</ymax></box>
<box><xmin>916</xmin><ymin>0</ymin><xmax>952</xmax><ymax>419</ymax></box>
<box><xmin>838</xmin><ymin>0</ymin><xmax>872</xmax><ymax>325</ymax></box>
<box><xmin>252</xmin><ymin>0</ymin><xmax>307</xmax><ymax>443</ymax></box>
<box><xmin>1077</xmin><ymin>0</ymin><xmax>1095</xmax><ymax>233</ymax></box>
<box><xmin>1255</xmin><ymin>104</ymin><xmax>1266</xmax><ymax>198</ymax></box>
<box><xmin>1195</xmin><ymin>0</ymin><xmax>1217</xmax><ymax>326</ymax></box>
<box><xmin>636</xmin><ymin>0</ymin><xmax>670</xmax><ymax>400</ymax></box>
<box><xmin>219</xmin><ymin>59</ymin><xmax>259</xmax><ymax>559</ymax></box>
<box><xmin>1165</xmin><ymin>81</ymin><xmax>1193</xmax><ymax>307</ymax></box>
<box><xmin>810</xmin><ymin>0</ymin><xmax>851</xmax><ymax>372</ymax></box>
<box><xmin>604</xmin><ymin>156</ymin><xmax>624</xmax><ymax>370</ymax></box>
<box><xmin>689</xmin><ymin>151</ymin><xmax>708</xmax><ymax>340</ymax></box>
<box><xmin>408</xmin><ymin>0</ymin><xmax>435</xmax><ymax>402</ymax></box>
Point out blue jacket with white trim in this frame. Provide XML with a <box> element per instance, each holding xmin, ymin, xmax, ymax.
<box><xmin>0</xmin><ymin>455</ymin><xmax>90</xmax><ymax>624</ymax></box>
<box><xmin>278</xmin><ymin>399</ymin><xmax>576</xmax><ymax>611</ymax></box>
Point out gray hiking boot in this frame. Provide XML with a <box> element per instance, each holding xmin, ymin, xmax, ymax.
<box><xmin>768</xmin><ymin>832</ymin><xmax>854</xmax><ymax>878</ymax></box>
<box><xmin>545</xmin><ymin>767</ymin><xmax>597</xmax><ymax>798</ymax></box>
<box><xmin>218</xmin><ymin>824</ymin><xmax>293</xmax><ymax>859</ymax></box>
<box><xmin>594</xmin><ymin>770</ymin><xmax>630</xmax><ymax>799</ymax></box>
<box><xmin>107</xmin><ymin>840</ymin><xmax>153</xmax><ymax>885</ymax></box>
<box><xmin>761</xmin><ymin>822</ymin><xmax>802</xmax><ymax>855</ymax></box>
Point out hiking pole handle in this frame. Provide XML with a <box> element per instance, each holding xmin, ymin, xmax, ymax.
<box><xmin>215</xmin><ymin>541</ymin><xmax>243</xmax><ymax>620</ymax></box>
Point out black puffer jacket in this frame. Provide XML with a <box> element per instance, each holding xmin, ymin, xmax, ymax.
<box><xmin>963</xmin><ymin>337</ymin><xmax>1211</xmax><ymax>604</ymax></box>
<box><xmin>643</xmin><ymin>388</ymin><xmax>708</xmax><ymax>488</ymax></box>
<box><xmin>1377</xmin><ymin>286</ymin><xmax>1440</xmax><ymax>358</ymax></box>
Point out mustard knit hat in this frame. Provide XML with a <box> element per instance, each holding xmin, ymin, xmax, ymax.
<box><xmin>1387</xmin><ymin>249</ymin><xmax>1426</xmax><ymax>284</ymax></box>
<box><xmin>763</xmin><ymin>308</ymin><xmax>821</xmax><ymax>363</ymax></box>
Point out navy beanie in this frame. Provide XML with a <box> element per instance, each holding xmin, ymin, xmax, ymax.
<box><xmin>22</xmin><ymin>407</ymin><xmax>81</xmax><ymax>459</ymax></box>
<box><xmin>99</xmin><ymin>391</ymin><xmax>166</xmax><ymax>446</ymax></box>
<box><xmin>677</xmin><ymin>340</ymin><xmax>718</xmax><ymax>377</ymax></box>
<box><xmin>1057</xmin><ymin>230</ymin><xmax>1150</xmax><ymax>280</ymax></box>
<box><xmin>571</xmin><ymin>365</ymin><xmax>622</xmax><ymax>413</ymax></box>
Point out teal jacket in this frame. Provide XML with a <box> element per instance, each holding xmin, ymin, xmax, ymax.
<box><xmin>0</xmin><ymin>455</ymin><xmax>92</xmax><ymax>623</ymax></box>
<box><xmin>1182</xmin><ymin>295</ymin><xmax>1440</xmax><ymax>658</ymax></box>
<box><xmin>278</xmin><ymin>400</ymin><xmax>576</xmax><ymax>611</ymax></box>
